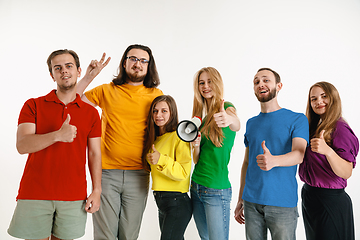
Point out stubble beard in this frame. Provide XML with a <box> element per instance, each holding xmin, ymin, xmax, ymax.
<box><xmin>57</xmin><ymin>80</ymin><xmax>76</xmax><ymax>91</ymax></box>
<box><xmin>256</xmin><ymin>87</ymin><xmax>277</xmax><ymax>103</ymax></box>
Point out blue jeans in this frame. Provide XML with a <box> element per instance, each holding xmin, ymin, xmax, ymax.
<box><xmin>244</xmin><ymin>200</ymin><xmax>298</xmax><ymax>240</ymax></box>
<box><xmin>190</xmin><ymin>181</ymin><xmax>231</xmax><ymax>240</ymax></box>
<box><xmin>154</xmin><ymin>191</ymin><xmax>192</xmax><ymax>240</ymax></box>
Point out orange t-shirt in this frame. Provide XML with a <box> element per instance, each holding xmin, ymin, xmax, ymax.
<box><xmin>85</xmin><ymin>83</ymin><xmax>163</xmax><ymax>170</ymax></box>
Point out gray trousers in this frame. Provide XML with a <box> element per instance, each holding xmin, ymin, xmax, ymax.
<box><xmin>93</xmin><ymin>169</ymin><xmax>149</xmax><ymax>240</ymax></box>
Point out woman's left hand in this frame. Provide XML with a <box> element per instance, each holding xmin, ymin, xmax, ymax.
<box><xmin>310</xmin><ymin>130</ymin><xmax>330</xmax><ymax>155</ymax></box>
<box><xmin>214</xmin><ymin>100</ymin><xmax>231</xmax><ymax>128</ymax></box>
<box><xmin>147</xmin><ymin>144</ymin><xmax>160</xmax><ymax>165</ymax></box>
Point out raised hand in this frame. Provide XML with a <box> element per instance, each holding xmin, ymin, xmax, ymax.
<box><xmin>310</xmin><ymin>130</ymin><xmax>329</xmax><ymax>155</ymax></box>
<box><xmin>85</xmin><ymin>53</ymin><xmax>111</xmax><ymax>80</ymax></box>
<box><xmin>147</xmin><ymin>144</ymin><xmax>161</xmax><ymax>165</ymax></box>
<box><xmin>214</xmin><ymin>99</ymin><xmax>230</xmax><ymax>128</ymax></box>
<box><xmin>256</xmin><ymin>141</ymin><xmax>276</xmax><ymax>171</ymax></box>
<box><xmin>58</xmin><ymin>114</ymin><xmax>77</xmax><ymax>143</ymax></box>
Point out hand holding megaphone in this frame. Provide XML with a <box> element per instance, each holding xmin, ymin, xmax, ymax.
<box><xmin>176</xmin><ymin>116</ymin><xmax>202</xmax><ymax>142</ymax></box>
<box><xmin>214</xmin><ymin>100</ymin><xmax>230</xmax><ymax>128</ymax></box>
<box><xmin>191</xmin><ymin>133</ymin><xmax>201</xmax><ymax>148</ymax></box>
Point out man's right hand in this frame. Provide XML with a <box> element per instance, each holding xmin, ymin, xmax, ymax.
<box><xmin>234</xmin><ymin>200</ymin><xmax>245</xmax><ymax>224</ymax></box>
<box><xmin>57</xmin><ymin>114</ymin><xmax>77</xmax><ymax>142</ymax></box>
<box><xmin>85</xmin><ymin>53</ymin><xmax>111</xmax><ymax>80</ymax></box>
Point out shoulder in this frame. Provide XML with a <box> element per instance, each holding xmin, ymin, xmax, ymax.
<box><xmin>333</xmin><ymin>119</ymin><xmax>357</xmax><ymax>139</ymax></box>
<box><xmin>332</xmin><ymin>119</ymin><xmax>359</xmax><ymax>160</ymax></box>
<box><xmin>281</xmin><ymin>108</ymin><xmax>307</xmax><ymax>122</ymax></box>
<box><xmin>24</xmin><ymin>91</ymin><xmax>53</xmax><ymax>106</ymax></box>
<box><xmin>224</xmin><ymin>101</ymin><xmax>235</xmax><ymax>110</ymax></box>
<box><xmin>146</xmin><ymin>87</ymin><xmax>163</xmax><ymax>95</ymax></box>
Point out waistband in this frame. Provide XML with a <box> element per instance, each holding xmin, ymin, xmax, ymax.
<box><xmin>303</xmin><ymin>183</ymin><xmax>344</xmax><ymax>195</ymax></box>
<box><xmin>153</xmin><ymin>191</ymin><xmax>186</xmax><ymax>197</ymax></box>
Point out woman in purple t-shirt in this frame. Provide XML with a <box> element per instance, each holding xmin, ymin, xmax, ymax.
<box><xmin>299</xmin><ymin>81</ymin><xmax>359</xmax><ymax>240</ymax></box>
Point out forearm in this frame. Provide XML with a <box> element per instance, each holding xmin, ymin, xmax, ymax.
<box><xmin>238</xmin><ymin>148</ymin><xmax>249</xmax><ymax>203</ymax></box>
<box><xmin>273</xmin><ymin>150</ymin><xmax>304</xmax><ymax>167</ymax></box>
<box><xmin>274</xmin><ymin>137</ymin><xmax>307</xmax><ymax>167</ymax></box>
<box><xmin>325</xmin><ymin>149</ymin><xmax>353</xmax><ymax>179</ymax></box>
<box><xmin>17</xmin><ymin>131</ymin><xmax>59</xmax><ymax>154</ymax></box>
<box><xmin>88</xmin><ymin>138</ymin><xmax>102</xmax><ymax>192</ymax></box>
<box><xmin>76</xmin><ymin>75</ymin><xmax>93</xmax><ymax>97</ymax></box>
<box><xmin>192</xmin><ymin>147</ymin><xmax>200</xmax><ymax>164</ymax></box>
<box><xmin>237</xmin><ymin>161</ymin><xmax>248</xmax><ymax>203</ymax></box>
<box><xmin>157</xmin><ymin>154</ymin><xmax>192</xmax><ymax>181</ymax></box>
<box><xmin>227</xmin><ymin>107</ymin><xmax>240</xmax><ymax>132</ymax></box>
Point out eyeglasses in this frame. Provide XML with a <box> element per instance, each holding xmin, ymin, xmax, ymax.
<box><xmin>126</xmin><ymin>56</ymin><xmax>149</xmax><ymax>64</ymax></box>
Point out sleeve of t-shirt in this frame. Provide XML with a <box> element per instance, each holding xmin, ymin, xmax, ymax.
<box><xmin>84</xmin><ymin>84</ymin><xmax>105</xmax><ymax>106</ymax></box>
<box><xmin>332</xmin><ymin>121</ymin><xmax>359</xmax><ymax>168</ymax></box>
<box><xmin>224</xmin><ymin>101</ymin><xmax>235</xmax><ymax>110</ymax></box>
<box><xmin>87</xmin><ymin>107</ymin><xmax>102</xmax><ymax>139</ymax></box>
<box><xmin>18</xmin><ymin>99</ymin><xmax>36</xmax><ymax>125</ymax></box>
<box><xmin>292</xmin><ymin>113</ymin><xmax>309</xmax><ymax>144</ymax></box>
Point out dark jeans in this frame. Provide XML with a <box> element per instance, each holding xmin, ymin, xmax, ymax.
<box><xmin>154</xmin><ymin>191</ymin><xmax>193</xmax><ymax>240</ymax></box>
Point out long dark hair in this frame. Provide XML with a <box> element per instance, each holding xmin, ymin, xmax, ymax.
<box><xmin>142</xmin><ymin>95</ymin><xmax>179</xmax><ymax>171</ymax></box>
<box><xmin>112</xmin><ymin>44</ymin><xmax>160</xmax><ymax>88</ymax></box>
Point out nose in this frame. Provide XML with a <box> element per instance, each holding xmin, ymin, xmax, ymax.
<box><xmin>315</xmin><ymin>98</ymin><xmax>323</xmax><ymax>105</ymax></box>
<box><xmin>134</xmin><ymin>60</ymin><xmax>141</xmax><ymax>67</ymax></box>
<box><xmin>61</xmin><ymin>67</ymin><xmax>68</xmax><ymax>74</ymax></box>
<box><xmin>154</xmin><ymin>111</ymin><xmax>161</xmax><ymax>118</ymax></box>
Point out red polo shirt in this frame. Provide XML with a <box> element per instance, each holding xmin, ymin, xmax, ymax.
<box><xmin>16</xmin><ymin>90</ymin><xmax>101</xmax><ymax>201</ymax></box>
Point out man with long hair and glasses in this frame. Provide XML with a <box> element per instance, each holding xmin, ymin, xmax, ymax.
<box><xmin>77</xmin><ymin>44</ymin><xmax>163</xmax><ymax>239</ymax></box>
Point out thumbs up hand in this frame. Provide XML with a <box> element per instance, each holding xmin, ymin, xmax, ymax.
<box><xmin>147</xmin><ymin>144</ymin><xmax>161</xmax><ymax>165</ymax></box>
<box><xmin>256</xmin><ymin>141</ymin><xmax>276</xmax><ymax>171</ymax></box>
<box><xmin>58</xmin><ymin>114</ymin><xmax>77</xmax><ymax>143</ymax></box>
<box><xmin>310</xmin><ymin>130</ymin><xmax>329</xmax><ymax>155</ymax></box>
<box><xmin>214</xmin><ymin>100</ymin><xmax>230</xmax><ymax>128</ymax></box>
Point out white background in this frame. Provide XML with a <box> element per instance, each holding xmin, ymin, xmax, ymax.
<box><xmin>1</xmin><ymin>0</ymin><xmax>359</xmax><ymax>239</ymax></box>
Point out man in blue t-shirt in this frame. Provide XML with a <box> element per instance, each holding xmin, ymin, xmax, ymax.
<box><xmin>234</xmin><ymin>68</ymin><xmax>309</xmax><ymax>240</ymax></box>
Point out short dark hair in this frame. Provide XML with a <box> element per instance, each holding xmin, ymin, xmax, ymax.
<box><xmin>47</xmin><ymin>49</ymin><xmax>80</xmax><ymax>74</ymax></box>
<box><xmin>257</xmin><ymin>68</ymin><xmax>281</xmax><ymax>83</ymax></box>
<box><xmin>112</xmin><ymin>44</ymin><xmax>160</xmax><ymax>88</ymax></box>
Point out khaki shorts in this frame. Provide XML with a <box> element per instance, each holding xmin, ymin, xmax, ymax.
<box><xmin>8</xmin><ymin>200</ymin><xmax>87</xmax><ymax>240</ymax></box>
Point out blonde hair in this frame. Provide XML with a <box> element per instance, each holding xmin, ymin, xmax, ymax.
<box><xmin>306</xmin><ymin>81</ymin><xmax>342</xmax><ymax>145</ymax></box>
<box><xmin>192</xmin><ymin>67</ymin><xmax>224</xmax><ymax>147</ymax></box>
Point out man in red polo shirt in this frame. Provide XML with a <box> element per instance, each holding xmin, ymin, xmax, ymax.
<box><xmin>8</xmin><ymin>49</ymin><xmax>102</xmax><ymax>240</ymax></box>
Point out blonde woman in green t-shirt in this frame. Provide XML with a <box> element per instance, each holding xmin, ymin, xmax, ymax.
<box><xmin>190</xmin><ymin>67</ymin><xmax>240</xmax><ymax>240</ymax></box>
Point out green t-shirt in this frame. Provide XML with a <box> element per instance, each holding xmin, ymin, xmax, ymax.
<box><xmin>191</xmin><ymin>102</ymin><xmax>236</xmax><ymax>189</ymax></box>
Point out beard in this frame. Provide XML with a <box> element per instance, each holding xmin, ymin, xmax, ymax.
<box><xmin>126</xmin><ymin>67</ymin><xmax>146</xmax><ymax>83</ymax></box>
<box><xmin>57</xmin><ymin>81</ymin><xmax>76</xmax><ymax>91</ymax></box>
<box><xmin>255</xmin><ymin>87</ymin><xmax>277</xmax><ymax>102</ymax></box>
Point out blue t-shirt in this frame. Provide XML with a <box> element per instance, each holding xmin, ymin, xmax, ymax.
<box><xmin>243</xmin><ymin>108</ymin><xmax>309</xmax><ymax>208</ymax></box>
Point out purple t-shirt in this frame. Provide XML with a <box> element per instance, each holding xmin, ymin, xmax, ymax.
<box><xmin>299</xmin><ymin>119</ymin><xmax>359</xmax><ymax>189</ymax></box>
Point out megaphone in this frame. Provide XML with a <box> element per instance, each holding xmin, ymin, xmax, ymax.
<box><xmin>176</xmin><ymin>116</ymin><xmax>202</xmax><ymax>142</ymax></box>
